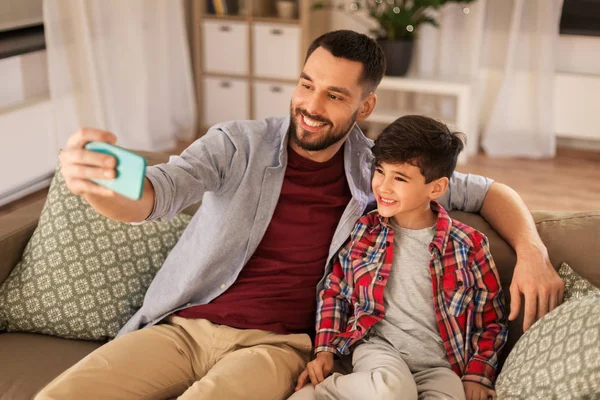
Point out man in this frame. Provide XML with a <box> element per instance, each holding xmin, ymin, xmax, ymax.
<box><xmin>38</xmin><ymin>30</ymin><xmax>562</xmax><ymax>400</ymax></box>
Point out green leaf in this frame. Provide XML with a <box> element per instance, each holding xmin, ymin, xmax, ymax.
<box><xmin>312</xmin><ymin>0</ymin><xmax>479</xmax><ymax>40</ymax></box>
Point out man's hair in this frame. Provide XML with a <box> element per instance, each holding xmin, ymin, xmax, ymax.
<box><xmin>305</xmin><ymin>30</ymin><xmax>386</xmax><ymax>95</ymax></box>
<box><xmin>372</xmin><ymin>115</ymin><xmax>466</xmax><ymax>183</ymax></box>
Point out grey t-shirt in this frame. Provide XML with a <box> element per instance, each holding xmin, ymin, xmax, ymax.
<box><xmin>371</xmin><ymin>220</ymin><xmax>451</xmax><ymax>372</ymax></box>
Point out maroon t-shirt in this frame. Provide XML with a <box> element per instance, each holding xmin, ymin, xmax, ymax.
<box><xmin>175</xmin><ymin>145</ymin><xmax>351</xmax><ymax>334</ymax></box>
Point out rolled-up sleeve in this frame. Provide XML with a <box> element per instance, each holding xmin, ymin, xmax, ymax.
<box><xmin>145</xmin><ymin>127</ymin><xmax>236</xmax><ymax>221</ymax></box>
<box><xmin>437</xmin><ymin>172</ymin><xmax>493</xmax><ymax>213</ymax></box>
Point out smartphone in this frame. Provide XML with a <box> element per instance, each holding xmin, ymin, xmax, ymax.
<box><xmin>84</xmin><ymin>141</ymin><xmax>147</xmax><ymax>200</ymax></box>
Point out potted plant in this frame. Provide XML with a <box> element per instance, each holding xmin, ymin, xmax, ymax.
<box><xmin>314</xmin><ymin>0</ymin><xmax>477</xmax><ymax>76</ymax></box>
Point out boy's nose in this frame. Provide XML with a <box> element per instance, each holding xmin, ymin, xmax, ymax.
<box><xmin>378</xmin><ymin>179</ymin><xmax>393</xmax><ymax>194</ymax></box>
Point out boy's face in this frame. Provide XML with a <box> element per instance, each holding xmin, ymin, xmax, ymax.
<box><xmin>289</xmin><ymin>47</ymin><xmax>376</xmax><ymax>152</ymax></box>
<box><xmin>372</xmin><ymin>161</ymin><xmax>447</xmax><ymax>226</ymax></box>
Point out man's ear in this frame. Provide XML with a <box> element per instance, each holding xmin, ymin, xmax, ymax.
<box><xmin>429</xmin><ymin>177</ymin><xmax>449</xmax><ymax>200</ymax></box>
<box><xmin>356</xmin><ymin>93</ymin><xmax>377</xmax><ymax>122</ymax></box>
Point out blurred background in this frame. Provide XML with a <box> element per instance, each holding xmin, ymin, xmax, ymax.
<box><xmin>0</xmin><ymin>0</ymin><xmax>599</xmax><ymax>212</ymax></box>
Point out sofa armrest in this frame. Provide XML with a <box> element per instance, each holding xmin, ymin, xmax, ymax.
<box><xmin>0</xmin><ymin>199</ymin><xmax>45</xmax><ymax>286</ymax></box>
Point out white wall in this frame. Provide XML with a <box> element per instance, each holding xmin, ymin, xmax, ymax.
<box><xmin>0</xmin><ymin>50</ymin><xmax>57</xmax><ymax>206</ymax></box>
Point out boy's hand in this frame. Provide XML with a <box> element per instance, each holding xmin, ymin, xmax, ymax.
<box><xmin>463</xmin><ymin>382</ymin><xmax>496</xmax><ymax>400</ymax></box>
<box><xmin>294</xmin><ymin>352</ymin><xmax>334</xmax><ymax>391</ymax></box>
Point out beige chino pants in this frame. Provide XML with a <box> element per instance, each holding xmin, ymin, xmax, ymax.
<box><xmin>36</xmin><ymin>316</ymin><xmax>312</xmax><ymax>400</ymax></box>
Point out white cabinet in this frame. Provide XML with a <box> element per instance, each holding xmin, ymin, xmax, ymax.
<box><xmin>202</xmin><ymin>20</ymin><xmax>249</xmax><ymax>75</ymax></box>
<box><xmin>252</xmin><ymin>23</ymin><xmax>301</xmax><ymax>80</ymax></box>
<box><xmin>253</xmin><ymin>81</ymin><xmax>296</xmax><ymax>120</ymax></box>
<box><xmin>202</xmin><ymin>76</ymin><xmax>249</xmax><ymax>125</ymax></box>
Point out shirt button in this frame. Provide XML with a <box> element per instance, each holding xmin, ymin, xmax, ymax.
<box><xmin>457</xmin><ymin>281</ymin><xmax>463</xmax><ymax>287</ymax></box>
<box><xmin>377</xmin><ymin>275</ymin><xmax>384</xmax><ymax>281</ymax></box>
<box><xmin>385</xmin><ymin>242</ymin><xmax>391</xmax><ymax>247</ymax></box>
<box><xmin>220</xmin><ymin>283</ymin><xmax>226</xmax><ymax>289</ymax></box>
<box><xmin>356</xmin><ymin>326</ymin><xmax>362</xmax><ymax>331</ymax></box>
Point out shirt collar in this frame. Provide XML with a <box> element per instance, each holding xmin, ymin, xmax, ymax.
<box><xmin>375</xmin><ymin>200</ymin><xmax>452</xmax><ymax>254</ymax></box>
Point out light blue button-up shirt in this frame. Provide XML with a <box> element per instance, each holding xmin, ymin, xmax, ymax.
<box><xmin>117</xmin><ymin>117</ymin><xmax>492</xmax><ymax>336</ymax></box>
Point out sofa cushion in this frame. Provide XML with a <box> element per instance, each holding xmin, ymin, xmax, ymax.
<box><xmin>559</xmin><ymin>262</ymin><xmax>600</xmax><ymax>302</ymax></box>
<box><xmin>0</xmin><ymin>332</ymin><xmax>103</xmax><ymax>400</ymax></box>
<box><xmin>0</xmin><ymin>165</ymin><xmax>191</xmax><ymax>340</ymax></box>
<box><xmin>496</xmin><ymin>294</ymin><xmax>600</xmax><ymax>399</ymax></box>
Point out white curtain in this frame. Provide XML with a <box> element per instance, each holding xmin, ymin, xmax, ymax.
<box><xmin>481</xmin><ymin>0</ymin><xmax>563</xmax><ymax>158</ymax></box>
<box><xmin>44</xmin><ymin>0</ymin><xmax>197</xmax><ymax>152</ymax></box>
<box><xmin>411</xmin><ymin>2</ymin><xmax>487</xmax><ymax>157</ymax></box>
<box><xmin>412</xmin><ymin>0</ymin><xmax>563</xmax><ymax>158</ymax></box>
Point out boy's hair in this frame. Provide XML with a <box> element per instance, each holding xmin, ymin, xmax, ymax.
<box><xmin>372</xmin><ymin>115</ymin><xmax>466</xmax><ymax>183</ymax></box>
<box><xmin>305</xmin><ymin>30</ymin><xmax>386</xmax><ymax>95</ymax></box>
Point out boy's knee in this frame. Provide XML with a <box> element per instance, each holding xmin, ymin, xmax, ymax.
<box><xmin>372</xmin><ymin>369</ymin><xmax>418</xmax><ymax>400</ymax></box>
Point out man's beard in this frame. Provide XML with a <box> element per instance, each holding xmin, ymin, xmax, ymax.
<box><xmin>288</xmin><ymin>105</ymin><xmax>359</xmax><ymax>152</ymax></box>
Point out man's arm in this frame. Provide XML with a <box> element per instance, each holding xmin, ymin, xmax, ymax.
<box><xmin>60</xmin><ymin>127</ymin><xmax>235</xmax><ymax>223</ymax></box>
<box><xmin>480</xmin><ymin>182</ymin><xmax>564</xmax><ymax>331</ymax></box>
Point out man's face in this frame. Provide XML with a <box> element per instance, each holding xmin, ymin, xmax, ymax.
<box><xmin>289</xmin><ymin>47</ymin><xmax>369</xmax><ymax>152</ymax></box>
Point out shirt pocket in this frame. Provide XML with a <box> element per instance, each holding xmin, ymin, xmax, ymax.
<box><xmin>441</xmin><ymin>267</ymin><xmax>475</xmax><ymax>317</ymax></box>
<box><xmin>350</xmin><ymin>242</ymin><xmax>384</xmax><ymax>287</ymax></box>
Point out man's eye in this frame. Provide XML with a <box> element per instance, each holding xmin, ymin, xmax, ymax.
<box><xmin>302</xmin><ymin>84</ymin><xmax>311</xmax><ymax>90</ymax></box>
<box><xmin>328</xmin><ymin>94</ymin><xmax>338</xmax><ymax>100</ymax></box>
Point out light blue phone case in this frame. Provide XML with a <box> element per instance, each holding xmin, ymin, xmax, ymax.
<box><xmin>84</xmin><ymin>142</ymin><xmax>147</xmax><ymax>200</ymax></box>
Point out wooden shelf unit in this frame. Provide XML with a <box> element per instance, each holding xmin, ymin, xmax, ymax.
<box><xmin>191</xmin><ymin>0</ymin><xmax>328</xmax><ymax>135</ymax></box>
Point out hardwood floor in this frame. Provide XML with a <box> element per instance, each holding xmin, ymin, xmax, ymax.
<box><xmin>457</xmin><ymin>148</ymin><xmax>600</xmax><ymax>211</ymax></box>
<box><xmin>1</xmin><ymin>145</ymin><xmax>598</xmax><ymax>219</ymax></box>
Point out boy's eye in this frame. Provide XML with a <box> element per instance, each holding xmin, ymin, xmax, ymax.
<box><xmin>328</xmin><ymin>93</ymin><xmax>339</xmax><ymax>100</ymax></box>
<box><xmin>375</xmin><ymin>167</ymin><xmax>383</xmax><ymax>174</ymax></box>
<box><xmin>395</xmin><ymin>177</ymin><xmax>406</xmax><ymax>182</ymax></box>
<box><xmin>302</xmin><ymin>84</ymin><xmax>311</xmax><ymax>90</ymax></box>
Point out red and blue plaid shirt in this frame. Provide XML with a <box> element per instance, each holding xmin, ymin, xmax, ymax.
<box><xmin>314</xmin><ymin>202</ymin><xmax>507</xmax><ymax>388</ymax></box>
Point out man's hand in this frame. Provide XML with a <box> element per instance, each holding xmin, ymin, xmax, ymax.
<box><xmin>59</xmin><ymin>128</ymin><xmax>118</xmax><ymax>197</ymax></box>
<box><xmin>509</xmin><ymin>245</ymin><xmax>564</xmax><ymax>331</ymax></box>
<box><xmin>58</xmin><ymin>128</ymin><xmax>155</xmax><ymax>223</ymax></box>
<box><xmin>463</xmin><ymin>382</ymin><xmax>496</xmax><ymax>400</ymax></box>
<box><xmin>294</xmin><ymin>352</ymin><xmax>334</xmax><ymax>391</ymax></box>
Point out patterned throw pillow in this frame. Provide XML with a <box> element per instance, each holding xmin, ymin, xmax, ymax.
<box><xmin>0</xmin><ymin>166</ymin><xmax>191</xmax><ymax>340</ymax></box>
<box><xmin>559</xmin><ymin>262</ymin><xmax>600</xmax><ymax>302</ymax></box>
<box><xmin>496</xmin><ymin>294</ymin><xmax>600</xmax><ymax>400</ymax></box>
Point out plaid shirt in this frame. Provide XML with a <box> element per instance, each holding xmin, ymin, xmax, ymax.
<box><xmin>314</xmin><ymin>202</ymin><xmax>507</xmax><ymax>388</ymax></box>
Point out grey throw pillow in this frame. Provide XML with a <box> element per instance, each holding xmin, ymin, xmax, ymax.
<box><xmin>496</xmin><ymin>294</ymin><xmax>600</xmax><ymax>400</ymax></box>
<box><xmin>559</xmin><ymin>262</ymin><xmax>600</xmax><ymax>302</ymax></box>
<box><xmin>0</xmin><ymin>166</ymin><xmax>191</xmax><ymax>340</ymax></box>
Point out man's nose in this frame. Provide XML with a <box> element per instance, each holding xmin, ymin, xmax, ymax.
<box><xmin>304</xmin><ymin>93</ymin><xmax>325</xmax><ymax>117</ymax></box>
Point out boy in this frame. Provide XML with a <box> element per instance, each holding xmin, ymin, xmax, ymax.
<box><xmin>291</xmin><ymin>115</ymin><xmax>507</xmax><ymax>400</ymax></box>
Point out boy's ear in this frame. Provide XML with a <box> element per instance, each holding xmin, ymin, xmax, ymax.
<box><xmin>356</xmin><ymin>93</ymin><xmax>377</xmax><ymax>122</ymax></box>
<box><xmin>428</xmin><ymin>177</ymin><xmax>449</xmax><ymax>200</ymax></box>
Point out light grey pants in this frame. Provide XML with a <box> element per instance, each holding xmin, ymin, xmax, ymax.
<box><xmin>289</xmin><ymin>338</ymin><xmax>465</xmax><ymax>400</ymax></box>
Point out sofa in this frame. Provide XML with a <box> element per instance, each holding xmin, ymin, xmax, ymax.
<box><xmin>1</xmin><ymin>150</ymin><xmax>599</xmax><ymax>400</ymax></box>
